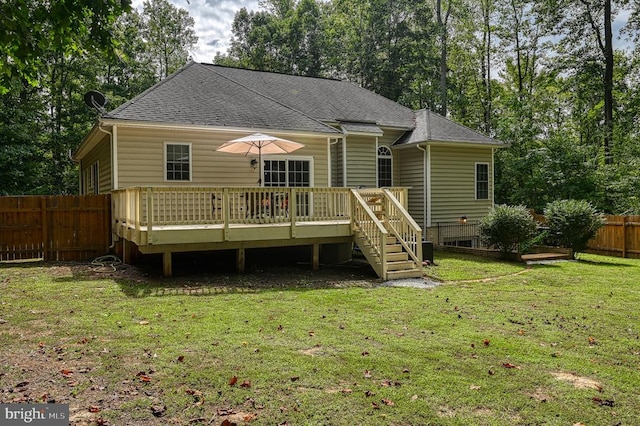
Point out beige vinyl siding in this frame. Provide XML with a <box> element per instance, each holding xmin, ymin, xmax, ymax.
<box><xmin>116</xmin><ymin>127</ymin><xmax>329</xmax><ymax>188</ymax></box>
<box><xmin>80</xmin><ymin>134</ymin><xmax>111</xmax><ymax>194</ymax></box>
<box><xmin>396</xmin><ymin>147</ymin><xmax>425</xmax><ymax>228</ymax></box>
<box><xmin>345</xmin><ymin>135</ymin><xmax>376</xmax><ymax>188</ymax></box>
<box><xmin>430</xmin><ymin>145</ymin><xmax>493</xmax><ymax>223</ymax></box>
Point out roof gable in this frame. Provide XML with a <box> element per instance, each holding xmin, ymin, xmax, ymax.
<box><xmin>394</xmin><ymin>109</ymin><xmax>503</xmax><ymax>146</ymax></box>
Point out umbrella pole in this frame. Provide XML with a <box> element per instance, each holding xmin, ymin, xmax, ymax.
<box><xmin>258</xmin><ymin>148</ymin><xmax>262</xmax><ymax>185</ymax></box>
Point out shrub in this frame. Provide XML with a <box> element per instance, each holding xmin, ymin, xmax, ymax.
<box><xmin>478</xmin><ymin>205</ymin><xmax>537</xmax><ymax>256</ymax></box>
<box><xmin>543</xmin><ymin>199</ymin><xmax>605</xmax><ymax>258</ymax></box>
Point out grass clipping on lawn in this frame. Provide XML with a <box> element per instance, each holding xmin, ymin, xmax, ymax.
<box><xmin>1</xmin><ymin>253</ymin><xmax>639</xmax><ymax>425</ymax></box>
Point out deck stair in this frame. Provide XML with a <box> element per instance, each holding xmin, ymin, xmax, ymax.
<box><xmin>352</xmin><ymin>190</ymin><xmax>423</xmax><ymax>280</ymax></box>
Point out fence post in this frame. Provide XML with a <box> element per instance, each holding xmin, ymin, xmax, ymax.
<box><xmin>41</xmin><ymin>197</ymin><xmax>48</xmax><ymax>261</ymax></box>
<box><xmin>622</xmin><ymin>216</ymin><xmax>627</xmax><ymax>258</ymax></box>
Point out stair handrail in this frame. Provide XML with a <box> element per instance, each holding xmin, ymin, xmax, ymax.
<box><xmin>351</xmin><ymin>189</ymin><xmax>388</xmax><ymax>278</ymax></box>
<box><xmin>382</xmin><ymin>189</ymin><xmax>422</xmax><ymax>265</ymax></box>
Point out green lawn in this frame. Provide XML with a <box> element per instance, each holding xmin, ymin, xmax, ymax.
<box><xmin>1</xmin><ymin>252</ymin><xmax>639</xmax><ymax>425</ymax></box>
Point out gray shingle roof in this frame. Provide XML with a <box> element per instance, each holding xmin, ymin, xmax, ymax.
<box><xmin>395</xmin><ymin>109</ymin><xmax>503</xmax><ymax>146</ymax></box>
<box><xmin>105</xmin><ymin>63</ymin><xmax>502</xmax><ymax>147</ymax></box>
<box><xmin>106</xmin><ymin>62</ymin><xmax>339</xmax><ymax>134</ymax></box>
<box><xmin>207</xmin><ymin>64</ymin><xmax>416</xmax><ymax>129</ymax></box>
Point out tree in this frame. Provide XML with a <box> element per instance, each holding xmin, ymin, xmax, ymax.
<box><xmin>142</xmin><ymin>0</ymin><xmax>198</xmax><ymax>80</ymax></box>
<box><xmin>0</xmin><ymin>0</ymin><xmax>131</xmax><ymax>94</ymax></box>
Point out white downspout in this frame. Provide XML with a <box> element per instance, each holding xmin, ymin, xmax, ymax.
<box><xmin>328</xmin><ymin>137</ymin><xmax>340</xmax><ymax>187</ymax></box>
<box><xmin>342</xmin><ymin>136</ymin><xmax>347</xmax><ymax>187</ymax></box>
<box><xmin>112</xmin><ymin>125</ymin><xmax>119</xmax><ymax>190</ymax></box>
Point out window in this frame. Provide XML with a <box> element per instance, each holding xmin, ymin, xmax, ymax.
<box><xmin>166</xmin><ymin>143</ymin><xmax>191</xmax><ymax>181</ymax></box>
<box><xmin>476</xmin><ymin>163</ymin><xmax>489</xmax><ymax>200</ymax></box>
<box><xmin>264</xmin><ymin>159</ymin><xmax>311</xmax><ymax>187</ymax></box>
<box><xmin>377</xmin><ymin>146</ymin><xmax>392</xmax><ymax>187</ymax></box>
<box><xmin>82</xmin><ymin>161</ymin><xmax>99</xmax><ymax>194</ymax></box>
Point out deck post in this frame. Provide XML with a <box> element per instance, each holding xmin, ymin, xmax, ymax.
<box><xmin>236</xmin><ymin>248</ymin><xmax>245</xmax><ymax>273</ymax></box>
<box><xmin>163</xmin><ymin>251</ymin><xmax>172</xmax><ymax>277</ymax></box>
<box><xmin>312</xmin><ymin>243</ymin><xmax>320</xmax><ymax>270</ymax></box>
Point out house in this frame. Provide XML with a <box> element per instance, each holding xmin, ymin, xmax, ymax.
<box><xmin>74</xmin><ymin>62</ymin><xmax>504</xmax><ymax>279</ymax></box>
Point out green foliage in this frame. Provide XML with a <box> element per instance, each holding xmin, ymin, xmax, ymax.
<box><xmin>544</xmin><ymin>199</ymin><xmax>605</xmax><ymax>258</ymax></box>
<box><xmin>478</xmin><ymin>204</ymin><xmax>537</xmax><ymax>255</ymax></box>
<box><xmin>0</xmin><ymin>0</ymin><xmax>131</xmax><ymax>94</ymax></box>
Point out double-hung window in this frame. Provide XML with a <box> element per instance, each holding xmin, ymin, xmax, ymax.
<box><xmin>166</xmin><ymin>143</ymin><xmax>191</xmax><ymax>181</ymax></box>
<box><xmin>475</xmin><ymin>163</ymin><xmax>489</xmax><ymax>200</ymax></box>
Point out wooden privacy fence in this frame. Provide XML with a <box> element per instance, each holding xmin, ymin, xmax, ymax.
<box><xmin>587</xmin><ymin>215</ymin><xmax>640</xmax><ymax>259</ymax></box>
<box><xmin>0</xmin><ymin>195</ymin><xmax>111</xmax><ymax>261</ymax></box>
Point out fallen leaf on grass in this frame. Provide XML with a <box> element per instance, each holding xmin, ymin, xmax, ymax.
<box><xmin>60</xmin><ymin>369</ymin><xmax>74</xmax><ymax>378</ymax></box>
<box><xmin>364</xmin><ymin>370</ymin><xmax>372</xmax><ymax>378</ymax></box>
<box><xmin>240</xmin><ymin>380</ymin><xmax>252</xmax><ymax>388</ymax></box>
<box><xmin>470</xmin><ymin>385</ymin><xmax>481</xmax><ymax>390</ymax></box>
<box><xmin>136</xmin><ymin>371</ymin><xmax>152</xmax><ymax>382</ymax></box>
<box><xmin>381</xmin><ymin>398</ymin><xmax>395</xmax><ymax>406</ymax></box>
<box><xmin>290</xmin><ymin>376</ymin><xmax>299</xmax><ymax>382</ymax></box>
<box><xmin>308</xmin><ymin>331</ymin><xmax>315</xmax><ymax>337</ymax></box>
<box><xmin>588</xmin><ymin>336</ymin><xmax>598</xmax><ymax>345</ymax></box>
<box><xmin>361</xmin><ymin>351</ymin><xmax>370</xmax><ymax>356</ymax></box>
<box><xmin>364</xmin><ymin>390</ymin><xmax>376</xmax><ymax>397</ymax></box>
<box><xmin>483</xmin><ymin>339</ymin><xmax>491</xmax><ymax>346</ymax></box>
<box><xmin>371</xmin><ymin>402</ymin><xmax>380</xmax><ymax>410</ymax></box>
<box><xmin>592</xmin><ymin>397</ymin><xmax>615</xmax><ymax>407</ymax></box>
<box><xmin>502</xmin><ymin>363</ymin><xmax>521</xmax><ymax>369</ymax></box>
<box><xmin>177</xmin><ymin>355</ymin><xmax>185</xmax><ymax>362</ymax></box>
<box><xmin>139</xmin><ymin>320</ymin><xmax>150</xmax><ymax>325</ymax></box>
<box><xmin>341</xmin><ymin>389</ymin><xmax>353</xmax><ymax>394</ymax></box>
<box><xmin>229</xmin><ymin>376</ymin><xmax>238</xmax><ymax>386</ymax></box>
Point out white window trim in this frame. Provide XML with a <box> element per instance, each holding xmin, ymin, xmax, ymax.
<box><xmin>262</xmin><ymin>155</ymin><xmax>314</xmax><ymax>187</ymax></box>
<box><xmin>377</xmin><ymin>145</ymin><xmax>393</xmax><ymax>188</ymax></box>
<box><xmin>91</xmin><ymin>161</ymin><xmax>99</xmax><ymax>194</ymax></box>
<box><xmin>164</xmin><ymin>142</ymin><xmax>193</xmax><ymax>182</ymax></box>
<box><xmin>475</xmin><ymin>162</ymin><xmax>490</xmax><ymax>200</ymax></box>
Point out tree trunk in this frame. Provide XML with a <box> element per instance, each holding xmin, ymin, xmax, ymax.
<box><xmin>603</xmin><ymin>0</ymin><xmax>613</xmax><ymax>164</ymax></box>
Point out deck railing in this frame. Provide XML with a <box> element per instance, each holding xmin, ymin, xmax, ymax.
<box><xmin>112</xmin><ymin>187</ymin><xmax>358</xmax><ymax>229</ymax></box>
<box><xmin>382</xmin><ymin>189</ymin><xmax>422</xmax><ymax>264</ymax></box>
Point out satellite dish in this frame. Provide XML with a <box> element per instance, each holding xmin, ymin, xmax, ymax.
<box><xmin>84</xmin><ymin>90</ymin><xmax>108</xmax><ymax>114</ymax></box>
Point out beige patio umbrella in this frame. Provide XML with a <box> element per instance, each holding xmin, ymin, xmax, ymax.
<box><xmin>216</xmin><ymin>133</ymin><xmax>305</xmax><ymax>184</ymax></box>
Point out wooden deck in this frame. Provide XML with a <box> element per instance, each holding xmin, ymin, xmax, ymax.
<box><xmin>111</xmin><ymin>187</ymin><xmax>423</xmax><ymax>280</ymax></box>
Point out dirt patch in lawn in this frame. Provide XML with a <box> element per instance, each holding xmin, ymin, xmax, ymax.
<box><xmin>551</xmin><ymin>372</ymin><xmax>603</xmax><ymax>390</ymax></box>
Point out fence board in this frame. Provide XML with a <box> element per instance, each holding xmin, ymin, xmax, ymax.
<box><xmin>586</xmin><ymin>215</ymin><xmax>640</xmax><ymax>259</ymax></box>
<box><xmin>0</xmin><ymin>195</ymin><xmax>111</xmax><ymax>262</ymax></box>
